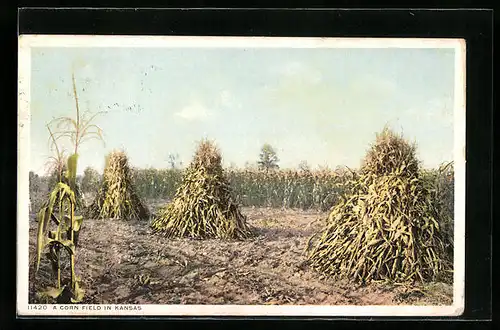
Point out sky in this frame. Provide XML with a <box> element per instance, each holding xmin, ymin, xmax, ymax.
<box><xmin>29</xmin><ymin>45</ymin><xmax>456</xmax><ymax>176</ymax></box>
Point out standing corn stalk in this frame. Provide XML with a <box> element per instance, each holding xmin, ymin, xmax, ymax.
<box><xmin>421</xmin><ymin>161</ymin><xmax>455</xmax><ymax>252</ymax></box>
<box><xmin>35</xmin><ymin>71</ymin><xmax>105</xmax><ymax>303</ymax></box>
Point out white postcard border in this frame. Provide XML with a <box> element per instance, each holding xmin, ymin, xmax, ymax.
<box><xmin>17</xmin><ymin>35</ymin><xmax>466</xmax><ymax>317</ymax></box>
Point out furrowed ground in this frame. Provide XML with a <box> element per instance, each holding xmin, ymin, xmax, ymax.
<box><xmin>28</xmin><ymin>199</ymin><xmax>452</xmax><ymax>306</ymax></box>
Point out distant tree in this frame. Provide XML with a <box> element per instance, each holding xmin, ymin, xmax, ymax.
<box><xmin>29</xmin><ymin>171</ymin><xmax>41</xmax><ymax>194</ymax></box>
<box><xmin>298</xmin><ymin>160</ymin><xmax>310</xmax><ymax>172</ymax></box>
<box><xmin>81</xmin><ymin>166</ymin><xmax>100</xmax><ymax>194</ymax></box>
<box><xmin>258</xmin><ymin>143</ymin><xmax>279</xmax><ymax>172</ymax></box>
<box><xmin>167</xmin><ymin>153</ymin><xmax>183</xmax><ymax>169</ymax></box>
<box><xmin>244</xmin><ymin>161</ymin><xmax>256</xmax><ymax>170</ymax></box>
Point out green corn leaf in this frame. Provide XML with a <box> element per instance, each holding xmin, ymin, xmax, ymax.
<box><xmin>66</xmin><ymin>153</ymin><xmax>79</xmax><ymax>187</ymax></box>
<box><xmin>73</xmin><ymin>215</ymin><xmax>84</xmax><ymax>232</ymax></box>
<box><xmin>70</xmin><ymin>281</ymin><xmax>85</xmax><ymax>303</ymax></box>
<box><xmin>46</xmin><ymin>239</ymin><xmax>75</xmax><ymax>256</ymax></box>
<box><xmin>35</xmin><ymin>208</ymin><xmax>49</xmax><ymax>272</ymax></box>
<box><xmin>43</xmin><ymin>286</ymin><xmax>66</xmax><ymax>299</ymax></box>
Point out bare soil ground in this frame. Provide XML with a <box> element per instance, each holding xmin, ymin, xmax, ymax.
<box><xmin>28</xmin><ymin>200</ymin><xmax>453</xmax><ymax>306</ymax></box>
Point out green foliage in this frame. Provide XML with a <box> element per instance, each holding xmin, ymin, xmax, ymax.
<box><xmin>33</xmin><ymin>165</ymin><xmax>454</xmax><ymax>220</ymax></box>
<box><xmin>81</xmin><ymin>166</ymin><xmax>101</xmax><ymax>194</ymax></box>
<box><xmin>258</xmin><ymin>143</ymin><xmax>279</xmax><ymax>172</ymax></box>
<box><xmin>421</xmin><ymin>162</ymin><xmax>454</xmax><ymax>249</ymax></box>
<box><xmin>131</xmin><ymin>167</ymin><xmax>355</xmax><ymax>211</ymax></box>
<box><xmin>298</xmin><ymin>160</ymin><xmax>310</xmax><ymax>172</ymax></box>
<box><xmin>228</xmin><ymin>167</ymin><xmax>355</xmax><ymax>211</ymax></box>
<box><xmin>29</xmin><ymin>171</ymin><xmax>41</xmax><ymax>191</ymax></box>
<box><xmin>36</xmin><ymin>165</ymin><xmax>85</xmax><ymax>303</ymax></box>
<box><xmin>167</xmin><ymin>153</ymin><xmax>183</xmax><ymax>169</ymax></box>
<box><xmin>132</xmin><ymin>168</ymin><xmax>183</xmax><ymax>201</ymax></box>
<box><xmin>29</xmin><ymin>171</ymin><xmax>43</xmax><ymax>212</ymax></box>
<box><xmin>34</xmin><ymin>70</ymin><xmax>105</xmax><ymax>304</ymax></box>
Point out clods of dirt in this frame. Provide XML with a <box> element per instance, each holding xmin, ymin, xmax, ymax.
<box><xmin>28</xmin><ymin>204</ymin><xmax>453</xmax><ymax>306</ymax></box>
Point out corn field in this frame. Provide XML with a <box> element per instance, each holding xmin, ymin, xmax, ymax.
<box><xmin>227</xmin><ymin>168</ymin><xmax>358</xmax><ymax>211</ymax></box>
<box><xmin>128</xmin><ymin>167</ymin><xmax>356</xmax><ymax>211</ymax></box>
<box><xmin>29</xmin><ymin>163</ymin><xmax>455</xmax><ymax>304</ymax></box>
<box><xmin>30</xmin><ymin>165</ymin><xmax>454</xmax><ymax>216</ymax></box>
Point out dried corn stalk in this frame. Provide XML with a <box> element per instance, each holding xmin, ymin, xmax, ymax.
<box><xmin>151</xmin><ymin>139</ymin><xmax>253</xmax><ymax>239</ymax></box>
<box><xmin>307</xmin><ymin>126</ymin><xmax>453</xmax><ymax>285</ymax></box>
<box><xmin>88</xmin><ymin>150</ymin><xmax>149</xmax><ymax>220</ymax></box>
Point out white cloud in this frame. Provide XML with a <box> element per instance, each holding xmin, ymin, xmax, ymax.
<box><xmin>278</xmin><ymin>61</ymin><xmax>323</xmax><ymax>85</ymax></box>
<box><xmin>174</xmin><ymin>102</ymin><xmax>213</xmax><ymax>121</ymax></box>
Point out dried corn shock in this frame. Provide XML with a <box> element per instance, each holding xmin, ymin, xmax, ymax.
<box><xmin>88</xmin><ymin>150</ymin><xmax>149</xmax><ymax>220</ymax></box>
<box><xmin>151</xmin><ymin>140</ymin><xmax>253</xmax><ymax>240</ymax></box>
<box><xmin>307</xmin><ymin>127</ymin><xmax>453</xmax><ymax>284</ymax></box>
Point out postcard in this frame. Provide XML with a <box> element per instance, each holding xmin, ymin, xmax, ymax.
<box><xmin>17</xmin><ymin>35</ymin><xmax>466</xmax><ymax>317</ymax></box>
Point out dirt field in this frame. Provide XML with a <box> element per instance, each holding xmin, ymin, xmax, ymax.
<box><xmin>28</xmin><ymin>201</ymin><xmax>453</xmax><ymax>306</ymax></box>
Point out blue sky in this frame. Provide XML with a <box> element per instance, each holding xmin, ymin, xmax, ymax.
<box><xmin>29</xmin><ymin>46</ymin><xmax>455</xmax><ymax>175</ymax></box>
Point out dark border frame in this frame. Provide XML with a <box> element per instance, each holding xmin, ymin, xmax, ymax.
<box><xmin>4</xmin><ymin>7</ymin><xmax>493</xmax><ymax>328</ymax></box>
